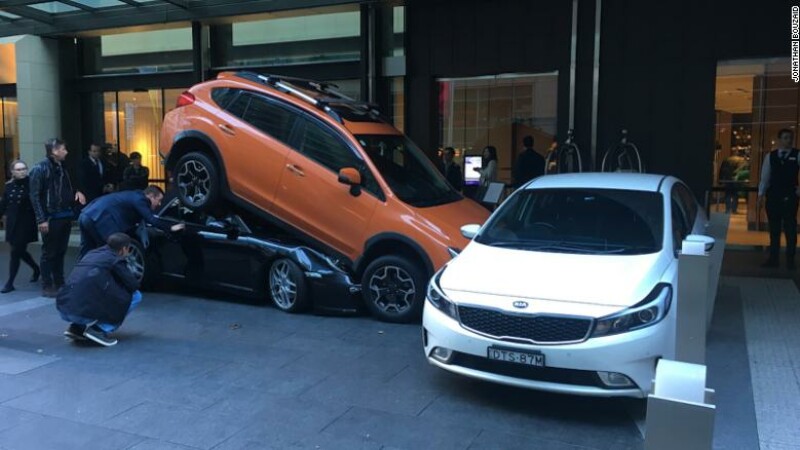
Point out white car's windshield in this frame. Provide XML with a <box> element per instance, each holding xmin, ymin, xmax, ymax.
<box><xmin>356</xmin><ymin>134</ymin><xmax>462</xmax><ymax>208</ymax></box>
<box><xmin>475</xmin><ymin>188</ymin><xmax>664</xmax><ymax>255</ymax></box>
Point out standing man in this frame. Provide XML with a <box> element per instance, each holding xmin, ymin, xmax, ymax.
<box><xmin>120</xmin><ymin>152</ymin><xmax>150</xmax><ymax>191</ymax></box>
<box><xmin>103</xmin><ymin>143</ymin><xmax>130</xmax><ymax>192</ymax></box>
<box><xmin>78</xmin><ymin>185</ymin><xmax>184</xmax><ymax>260</ymax></box>
<box><xmin>29</xmin><ymin>139</ymin><xmax>87</xmax><ymax>297</ymax></box>
<box><xmin>440</xmin><ymin>147</ymin><xmax>463</xmax><ymax>191</ymax></box>
<box><xmin>79</xmin><ymin>143</ymin><xmax>107</xmax><ymax>203</ymax></box>
<box><xmin>758</xmin><ymin>128</ymin><xmax>800</xmax><ymax>269</ymax></box>
<box><xmin>513</xmin><ymin>135</ymin><xmax>546</xmax><ymax>188</ymax></box>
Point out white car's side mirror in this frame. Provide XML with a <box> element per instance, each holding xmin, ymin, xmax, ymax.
<box><xmin>685</xmin><ymin>234</ymin><xmax>715</xmax><ymax>252</ymax></box>
<box><xmin>461</xmin><ymin>224</ymin><xmax>481</xmax><ymax>240</ymax></box>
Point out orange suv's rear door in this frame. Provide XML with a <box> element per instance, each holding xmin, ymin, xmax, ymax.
<box><xmin>220</xmin><ymin>90</ymin><xmax>300</xmax><ymax>210</ymax></box>
<box><xmin>273</xmin><ymin>115</ymin><xmax>379</xmax><ymax>259</ymax></box>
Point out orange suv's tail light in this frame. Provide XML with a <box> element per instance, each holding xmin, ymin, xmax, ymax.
<box><xmin>176</xmin><ymin>91</ymin><xmax>195</xmax><ymax>108</ymax></box>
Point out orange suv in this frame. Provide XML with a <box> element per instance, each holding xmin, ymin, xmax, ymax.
<box><xmin>159</xmin><ymin>72</ymin><xmax>489</xmax><ymax>322</ymax></box>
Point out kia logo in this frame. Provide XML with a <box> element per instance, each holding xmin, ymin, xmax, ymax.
<box><xmin>512</xmin><ymin>301</ymin><xmax>529</xmax><ymax>309</ymax></box>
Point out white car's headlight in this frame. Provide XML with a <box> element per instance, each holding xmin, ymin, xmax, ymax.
<box><xmin>591</xmin><ymin>284</ymin><xmax>672</xmax><ymax>337</ymax></box>
<box><xmin>427</xmin><ymin>270</ymin><xmax>458</xmax><ymax>319</ymax></box>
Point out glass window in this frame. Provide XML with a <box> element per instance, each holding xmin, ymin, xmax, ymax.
<box><xmin>70</xmin><ymin>0</ymin><xmax>127</xmax><ymax>7</ymax></box>
<box><xmin>29</xmin><ymin>2</ymin><xmax>80</xmax><ymax>13</ymax></box>
<box><xmin>671</xmin><ymin>198</ymin><xmax>689</xmax><ymax>251</ymax></box>
<box><xmin>212</xmin><ymin>7</ymin><xmax>361</xmax><ymax>68</ymax></box>
<box><xmin>388</xmin><ymin>77</ymin><xmax>405</xmax><ymax>132</ymax></box>
<box><xmin>1</xmin><ymin>97</ymin><xmax>19</xmax><ymax>182</ymax></box>
<box><xmin>210</xmin><ymin>87</ymin><xmax>237</xmax><ymax>110</ymax></box>
<box><xmin>438</xmin><ymin>73</ymin><xmax>558</xmax><ymax>185</ymax></box>
<box><xmin>225</xmin><ymin>92</ymin><xmax>251</xmax><ymax>119</ymax></box>
<box><xmin>299</xmin><ymin>118</ymin><xmax>361</xmax><ymax>172</ymax></box>
<box><xmin>674</xmin><ymin>183</ymin><xmax>698</xmax><ymax>226</ymax></box>
<box><xmin>82</xmin><ymin>27</ymin><xmax>193</xmax><ymax>75</ymax></box>
<box><xmin>476</xmin><ymin>188</ymin><xmax>664</xmax><ymax>255</ymax></box>
<box><xmin>242</xmin><ymin>94</ymin><xmax>297</xmax><ymax>144</ymax></box>
<box><xmin>356</xmin><ymin>134</ymin><xmax>461</xmax><ymax>208</ymax></box>
<box><xmin>0</xmin><ymin>43</ymin><xmax>16</xmax><ymax>84</ymax></box>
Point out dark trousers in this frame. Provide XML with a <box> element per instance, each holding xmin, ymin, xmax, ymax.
<box><xmin>78</xmin><ymin>216</ymin><xmax>104</xmax><ymax>261</ymax></box>
<box><xmin>724</xmin><ymin>183</ymin><xmax>743</xmax><ymax>213</ymax></box>
<box><xmin>40</xmin><ymin>218</ymin><xmax>72</xmax><ymax>288</ymax></box>
<box><xmin>5</xmin><ymin>243</ymin><xmax>38</xmax><ymax>288</ymax></box>
<box><xmin>766</xmin><ymin>195</ymin><xmax>799</xmax><ymax>261</ymax></box>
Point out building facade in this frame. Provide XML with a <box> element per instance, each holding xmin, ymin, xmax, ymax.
<box><xmin>0</xmin><ymin>0</ymin><xmax>795</xmax><ymax>210</ymax></box>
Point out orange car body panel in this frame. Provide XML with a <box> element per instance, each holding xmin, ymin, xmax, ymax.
<box><xmin>161</xmin><ymin>73</ymin><xmax>490</xmax><ymax>273</ymax></box>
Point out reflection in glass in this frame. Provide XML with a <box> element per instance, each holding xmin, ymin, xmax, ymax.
<box><xmin>1</xmin><ymin>97</ymin><xmax>19</xmax><ymax>182</ymax></box>
<box><xmin>83</xmin><ymin>28</ymin><xmax>193</xmax><ymax>75</ymax></box>
<box><xmin>438</xmin><ymin>74</ymin><xmax>558</xmax><ymax>184</ymax></box>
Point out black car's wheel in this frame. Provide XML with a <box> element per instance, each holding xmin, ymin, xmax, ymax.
<box><xmin>268</xmin><ymin>258</ymin><xmax>310</xmax><ymax>313</ymax></box>
<box><xmin>175</xmin><ymin>152</ymin><xmax>219</xmax><ymax>211</ymax></box>
<box><xmin>127</xmin><ymin>239</ymin><xmax>160</xmax><ymax>291</ymax></box>
<box><xmin>361</xmin><ymin>255</ymin><xmax>426</xmax><ymax>323</ymax></box>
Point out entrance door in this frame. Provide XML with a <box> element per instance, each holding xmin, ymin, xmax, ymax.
<box><xmin>712</xmin><ymin>59</ymin><xmax>800</xmax><ymax>246</ymax></box>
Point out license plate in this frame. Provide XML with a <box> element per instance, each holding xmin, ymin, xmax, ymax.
<box><xmin>487</xmin><ymin>347</ymin><xmax>545</xmax><ymax>367</ymax></box>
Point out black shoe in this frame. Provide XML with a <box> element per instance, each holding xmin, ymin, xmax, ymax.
<box><xmin>762</xmin><ymin>259</ymin><xmax>779</xmax><ymax>268</ymax></box>
<box><xmin>30</xmin><ymin>267</ymin><xmax>40</xmax><ymax>283</ymax></box>
<box><xmin>83</xmin><ymin>325</ymin><xmax>117</xmax><ymax>347</ymax></box>
<box><xmin>63</xmin><ymin>324</ymin><xmax>87</xmax><ymax>341</ymax></box>
<box><xmin>0</xmin><ymin>285</ymin><xmax>14</xmax><ymax>294</ymax></box>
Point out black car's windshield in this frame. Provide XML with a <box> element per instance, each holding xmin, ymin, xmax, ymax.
<box><xmin>356</xmin><ymin>134</ymin><xmax>462</xmax><ymax>208</ymax></box>
<box><xmin>475</xmin><ymin>188</ymin><xmax>664</xmax><ymax>255</ymax></box>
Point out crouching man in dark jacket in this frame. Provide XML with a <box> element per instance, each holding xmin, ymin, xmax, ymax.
<box><xmin>56</xmin><ymin>233</ymin><xmax>141</xmax><ymax>347</ymax></box>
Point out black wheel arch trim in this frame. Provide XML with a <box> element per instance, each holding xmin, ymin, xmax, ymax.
<box><xmin>168</xmin><ymin>130</ymin><xmax>230</xmax><ymax>192</ymax></box>
<box><xmin>357</xmin><ymin>233</ymin><xmax>434</xmax><ymax>279</ymax></box>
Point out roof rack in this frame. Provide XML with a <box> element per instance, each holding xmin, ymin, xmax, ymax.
<box><xmin>233</xmin><ymin>71</ymin><xmax>382</xmax><ymax>123</ymax></box>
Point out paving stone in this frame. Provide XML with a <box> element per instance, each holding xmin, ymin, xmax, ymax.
<box><xmin>103</xmin><ymin>402</ymin><xmax>250</xmax><ymax>450</ymax></box>
<box><xmin>0</xmin><ymin>414</ymin><xmax>144</xmax><ymax>450</ymax></box>
<box><xmin>321</xmin><ymin>406</ymin><xmax>481</xmax><ymax>450</ymax></box>
<box><xmin>467</xmin><ymin>429</ymin><xmax>606</xmax><ymax>450</ymax></box>
<box><xmin>0</xmin><ymin>405</ymin><xmax>40</xmax><ymax>434</ymax></box>
<box><xmin>127</xmin><ymin>439</ymin><xmax>202</xmax><ymax>450</ymax></box>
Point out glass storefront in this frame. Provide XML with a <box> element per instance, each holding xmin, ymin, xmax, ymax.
<box><xmin>82</xmin><ymin>27</ymin><xmax>193</xmax><ymax>75</ymax></box>
<box><xmin>712</xmin><ymin>58</ymin><xmax>800</xmax><ymax>246</ymax></box>
<box><xmin>103</xmin><ymin>88</ymin><xmax>186</xmax><ymax>187</ymax></box>
<box><xmin>0</xmin><ymin>96</ymin><xmax>19</xmax><ymax>182</ymax></box>
<box><xmin>438</xmin><ymin>73</ymin><xmax>558</xmax><ymax>185</ymax></box>
<box><xmin>212</xmin><ymin>7</ymin><xmax>361</xmax><ymax>68</ymax></box>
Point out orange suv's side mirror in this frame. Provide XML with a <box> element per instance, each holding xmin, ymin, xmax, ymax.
<box><xmin>337</xmin><ymin>167</ymin><xmax>362</xmax><ymax>197</ymax></box>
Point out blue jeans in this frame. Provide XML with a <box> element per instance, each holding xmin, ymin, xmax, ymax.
<box><xmin>60</xmin><ymin>290</ymin><xmax>142</xmax><ymax>333</ymax></box>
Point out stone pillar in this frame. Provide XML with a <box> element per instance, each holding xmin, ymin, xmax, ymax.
<box><xmin>15</xmin><ymin>35</ymin><xmax>61</xmax><ymax>165</ymax></box>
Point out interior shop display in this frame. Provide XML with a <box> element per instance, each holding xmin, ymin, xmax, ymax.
<box><xmin>159</xmin><ymin>72</ymin><xmax>489</xmax><ymax>322</ymax></box>
<box><xmin>422</xmin><ymin>173</ymin><xmax>712</xmax><ymax>397</ymax></box>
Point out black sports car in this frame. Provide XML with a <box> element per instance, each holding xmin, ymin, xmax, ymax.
<box><xmin>126</xmin><ymin>197</ymin><xmax>362</xmax><ymax>314</ymax></box>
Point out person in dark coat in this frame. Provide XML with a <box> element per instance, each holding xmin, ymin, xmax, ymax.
<box><xmin>29</xmin><ymin>138</ymin><xmax>87</xmax><ymax>297</ymax></box>
<box><xmin>79</xmin><ymin>143</ymin><xmax>108</xmax><ymax>203</ymax></box>
<box><xmin>57</xmin><ymin>233</ymin><xmax>141</xmax><ymax>347</ymax></box>
<box><xmin>513</xmin><ymin>135</ymin><xmax>546</xmax><ymax>188</ymax></box>
<box><xmin>120</xmin><ymin>152</ymin><xmax>150</xmax><ymax>191</ymax></box>
<box><xmin>439</xmin><ymin>147</ymin><xmax>463</xmax><ymax>191</ymax></box>
<box><xmin>0</xmin><ymin>160</ymin><xmax>40</xmax><ymax>293</ymax></box>
<box><xmin>77</xmin><ymin>185</ymin><xmax>184</xmax><ymax>260</ymax></box>
<box><xmin>103</xmin><ymin>143</ymin><xmax>130</xmax><ymax>192</ymax></box>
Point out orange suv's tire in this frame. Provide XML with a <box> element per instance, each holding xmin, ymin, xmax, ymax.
<box><xmin>174</xmin><ymin>152</ymin><xmax>220</xmax><ymax>211</ymax></box>
<box><xmin>268</xmin><ymin>258</ymin><xmax>310</xmax><ymax>313</ymax></box>
<box><xmin>361</xmin><ymin>255</ymin><xmax>426</xmax><ymax>323</ymax></box>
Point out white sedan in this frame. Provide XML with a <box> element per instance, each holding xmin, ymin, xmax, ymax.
<box><xmin>422</xmin><ymin>173</ymin><xmax>710</xmax><ymax>398</ymax></box>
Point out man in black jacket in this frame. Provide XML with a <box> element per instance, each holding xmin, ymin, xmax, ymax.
<box><xmin>29</xmin><ymin>139</ymin><xmax>86</xmax><ymax>297</ymax></box>
<box><xmin>439</xmin><ymin>147</ymin><xmax>463</xmax><ymax>191</ymax></box>
<box><xmin>79</xmin><ymin>143</ymin><xmax>108</xmax><ymax>203</ymax></box>
<box><xmin>57</xmin><ymin>233</ymin><xmax>141</xmax><ymax>347</ymax></box>
<box><xmin>513</xmin><ymin>135</ymin><xmax>546</xmax><ymax>188</ymax></box>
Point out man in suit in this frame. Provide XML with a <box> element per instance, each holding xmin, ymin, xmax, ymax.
<box><xmin>79</xmin><ymin>144</ymin><xmax>108</xmax><ymax>203</ymax></box>
<box><xmin>77</xmin><ymin>185</ymin><xmax>185</xmax><ymax>261</ymax></box>
<box><xmin>758</xmin><ymin>128</ymin><xmax>800</xmax><ymax>269</ymax></box>
<box><xmin>439</xmin><ymin>147</ymin><xmax>463</xmax><ymax>191</ymax></box>
<box><xmin>513</xmin><ymin>135</ymin><xmax>546</xmax><ymax>188</ymax></box>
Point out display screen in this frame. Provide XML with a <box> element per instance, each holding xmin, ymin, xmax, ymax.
<box><xmin>464</xmin><ymin>156</ymin><xmax>483</xmax><ymax>186</ymax></box>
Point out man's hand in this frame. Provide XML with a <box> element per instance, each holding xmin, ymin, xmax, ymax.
<box><xmin>170</xmin><ymin>223</ymin><xmax>186</xmax><ymax>232</ymax></box>
<box><xmin>75</xmin><ymin>191</ymin><xmax>86</xmax><ymax>205</ymax></box>
<box><xmin>38</xmin><ymin>221</ymin><xmax>49</xmax><ymax>234</ymax></box>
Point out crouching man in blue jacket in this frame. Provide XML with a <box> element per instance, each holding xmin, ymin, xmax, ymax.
<box><xmin>56</xmin><ymin>233</ymin><xmax>141</xmax><ymax>347</ymax></box>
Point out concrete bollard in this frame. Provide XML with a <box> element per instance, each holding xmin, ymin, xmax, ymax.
<box><xmin>644</xmin><ymin>360</ymin><xmax>716</xmax><ymax>450</ymax></box>
<box><xmin>675</xmin><ymin>238</ymin><xmax>711</xmax><ymax>365</ymax></box>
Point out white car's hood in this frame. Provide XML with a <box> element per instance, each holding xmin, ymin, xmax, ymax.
<box><xmin>441</xmin><ymin>242</ymin><xmax>670</xmax><ymax>308</ymax></box>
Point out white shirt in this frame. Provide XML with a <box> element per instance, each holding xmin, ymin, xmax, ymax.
<box><xmin>478</xmin><ymin>159</ymin><xmax>497</xmax><ymax>186</ymax></box>
<box><xmin>758</xmin><ymin>148</ymin><xmax>795</xmax><ymax>196</ymax></box>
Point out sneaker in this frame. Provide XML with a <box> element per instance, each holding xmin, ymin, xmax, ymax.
<box><xmin>63</xmin><ymin>324</ymin><xmax>87</xmax><ymax>341</ymax></box>
<box><xmin>82</xmin><ymin>325</ymin><xmax>117</xmax><ymax>347</ymax></box>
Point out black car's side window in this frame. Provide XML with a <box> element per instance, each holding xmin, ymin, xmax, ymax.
<box><xmin>298</xmin><ymin>117</ymin><xmax>381</xmax><ymax>197</ymax></box>
<box><xmin>242</xmin><ymin>94</ymin><xmax>296</xmax><ymax>145</ymax></box>
<box><xmin>674</xmin><ymin>183</ymin><xmax>698</xmax><ymax>229</ymax></box>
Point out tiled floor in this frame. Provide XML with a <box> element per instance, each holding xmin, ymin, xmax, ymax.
<box><xmin>0</xmin><ymin>243</ymin><xmax>788</xmax><ymax>450</ymax></box>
